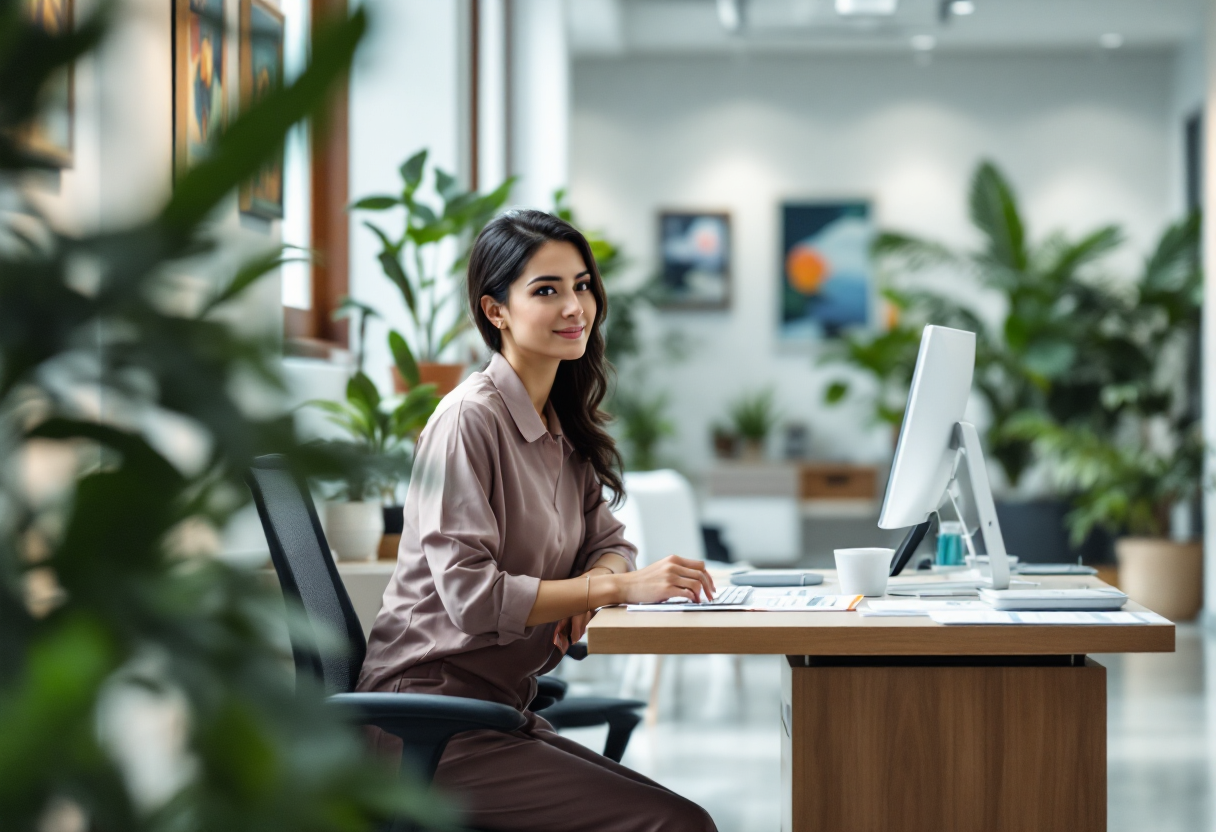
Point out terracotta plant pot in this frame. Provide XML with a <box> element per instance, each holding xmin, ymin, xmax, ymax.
<box><xmin>391</xmin><ymin>362</ymin><xmax>465</xmax><ymax>396</ymax></box>
<box><xmin>324</xmin><ymin>501</ymin><xmax>384</xmax><ymax>562</ymax></box>
<box><xmin>1114</xmin><ymin>537</ymin><xmax>1203</xmax><ymax>621</ymax></box>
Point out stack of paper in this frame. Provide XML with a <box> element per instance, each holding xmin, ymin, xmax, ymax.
<box><xmin>928</xmin><ymin>610</ymin><xmax>1170</xmax><ymax>625</ymax></box>
<box><xmin>858</xmin><ymin>599</ymin><xmax>989</xmax><ymax>617</ymax></box>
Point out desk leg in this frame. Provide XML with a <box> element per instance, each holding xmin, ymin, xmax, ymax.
<box><xmin>780</xmin><ymin>656</ymin><xmax>1106</xmax><ymax>832</ymax></box>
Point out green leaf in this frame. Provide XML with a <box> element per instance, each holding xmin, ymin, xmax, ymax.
<box><xmin>347</xmin><ymin>371</ymin><xmax>381</xmax><ymax>414</ymax></box>
<box><xmin>349</xmin><ymin>195</ymin><xmax>399</xmax><ymax>211</ymax></box>
<box><xmin>1021</xmin><ymin>339</ymin><xmax>1076</xmax><ymax>379</ymax></box>
<box><xmin>389</xmin><ymin>330</ymin><xmax>421</xmax><ymax>388</ymax></box>
<box><xmin>201</xmin><ymin>248</ymin><xmax>309</xmax><ymax>318</ymax></box>
<box><xmin>824</xmin><ymin>380</ymin><xmax>849</xmax><ymax>404</ymax></box>
<box><xmin>378</xmin><ymin>250</ymin><xmax>417</xmax><ymax>313</ymax></box>
<box><xmin>410</xmin><ymin>203</ymin><xmax>438</xmax><ymax>225</ymax></box>
<box><xmin>435</xmin><ymin>168</ymin><xmax>462</xmax><ymax>202</ymax></box>
<box><xmin>400</xmin><ymin>149</ymin><xmax>427</xmax><ymax>195</ymax></box>
<box><xmin>969</xmin><ymin>160</ymin><xmax>1027</xmax><ymax>272</ymax></box>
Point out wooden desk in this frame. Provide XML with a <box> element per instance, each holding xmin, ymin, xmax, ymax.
<box><xmin>586</xmin><ymin>575</ymin><xmax>1175</xmax><ymax>832</ymax></box>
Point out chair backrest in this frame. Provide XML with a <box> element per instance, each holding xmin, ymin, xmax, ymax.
<box><xmin>612</xmin><ymin>469</ymin><xmax>706</xmax><ymax>568</ymax></box>
<box><xmin>245</xmin><ymin>455</ymin><xmax>366</xmax><ymax>695</ymax></box>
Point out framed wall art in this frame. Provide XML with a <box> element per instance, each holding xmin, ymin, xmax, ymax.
<box><xmin>239</xmin><ymin>0</ymin><xmax>285</xmax><ymax>219</ymax></box>
<box><xmin>780</xmin><ymin>200</ymin><xmax>873</xmax><ymax>340</ymax></box>
<box><xmin>657</xmin><ymin>210</ymin><xmax>731</xmax><ymax>310</ymax></box>
<box><xmin>19</xmin><ymin>0</ymin><xmax>74</xmax><ymax>167</ymax></box>
<box><xmin>173</xmin><ymin>0</ymin><xmax>226</xmax><ymax>177</ymax></box>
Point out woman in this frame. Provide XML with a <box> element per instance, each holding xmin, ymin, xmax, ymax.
<box><xmin>357</xmin><ymin>210</ymin><xmax>718</xmax><ymax>832</ymax></box>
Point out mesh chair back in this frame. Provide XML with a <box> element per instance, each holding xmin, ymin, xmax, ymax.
<box><xmin>246</xmin><ymin>455</ymin><xmax>366</xmax><ymax>695</ymax></box>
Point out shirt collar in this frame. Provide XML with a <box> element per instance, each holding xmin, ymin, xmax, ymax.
<box><xmin>485</xmin><ymin>352</ymin><xmax>566</xmax><ymax>446</ymax></box>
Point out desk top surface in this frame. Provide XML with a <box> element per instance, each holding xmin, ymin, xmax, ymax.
<box><xmin>585</xmin><ymin>573</ymin><xmax>1174</xmax><ymax>656</ymax></box>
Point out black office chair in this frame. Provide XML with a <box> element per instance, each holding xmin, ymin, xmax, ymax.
<box><xmin>245</xmin><ymin>454</ymin><xmax>642</xmax><ymax>778</ymax></box>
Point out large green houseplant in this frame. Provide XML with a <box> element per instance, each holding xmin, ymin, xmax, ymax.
<box><xmin>1007</xmin><ymin>213</ymin><xmax>1204</xmax><ymax>618</ymax></box>
<box><xmin>0</xmin><ymin>5</ymin><xmax>451</xmax><ymax>830</ymax></box>
<box><xmin>825</xmin><ymin>160</ymin><xmax>1147</xmax><ymax>490</ymax></box>
<box><xmin>351</xmin><ymin>149</ymin><xmax>513</xmax><ymax>394</ymax></box>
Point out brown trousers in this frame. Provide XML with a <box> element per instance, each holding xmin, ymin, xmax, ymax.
<box><xmin>434</xmin><ymin>711</ymin><xmax>717</xmax><ymax>832</ymax></box>
<box><xmin>378</xmin><ymin>709</ymin><xmax>716</xmax><ymax>832</ymax></box>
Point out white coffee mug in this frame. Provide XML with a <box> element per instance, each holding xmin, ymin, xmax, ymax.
<box><xmin>834</xmin><ymin>548</ymin><xmax>894</xmax><ymax>596</ymax></box>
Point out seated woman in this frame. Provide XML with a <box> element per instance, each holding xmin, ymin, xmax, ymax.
<box><xmin>358</xmin><ymin>209</ymin><xmax>718</xmax><ymax>832</ymax></box>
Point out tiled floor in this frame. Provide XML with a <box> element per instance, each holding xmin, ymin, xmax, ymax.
<box><xmin>557</xmin><ymin>625</ymin><xmax>1210</xmax><ymax>831</ymax></box>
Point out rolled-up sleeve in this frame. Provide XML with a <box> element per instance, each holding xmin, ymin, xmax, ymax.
<box><xmin>412</xmin><ymin>400</ymin><xmax>540</xmax><ymax>644</ymax></box>
<box><xmin>576</xmin><ymin>468</ymin><xmax>638</xmax><ymax>573</ymax></box>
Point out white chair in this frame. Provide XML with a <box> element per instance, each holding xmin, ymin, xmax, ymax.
<box><xmin>610</xmin><ymin>470</ymin><xmax>740</xmax><ymax>723</ymax></box>
<box><xmin>701</xmin><ymin>496</ymin><xmax>802</xmax><ymax>565</ymax></box>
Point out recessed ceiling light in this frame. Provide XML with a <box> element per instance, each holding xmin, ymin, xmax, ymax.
<box><xmin>836</xmin><ymin>0</ymin><xmax>899</xmax><ymax>16</ymax></box>
<box><xmin>950</xmin><ymin>0</ymin><xmax>975</xmax><ymax>14</ymax></box>
<box><xmin>1099</xmin><ymin>32</ymin><xmax>1124</xmax><ymax>49</ymax></box>
<box><xmin>910</xmin><ymin>34</ymin><xmax>936</xmax><ymax>51</ymax></box>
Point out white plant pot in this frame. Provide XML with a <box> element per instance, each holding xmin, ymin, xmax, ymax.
<box><xmin>325</xmin><ymin>501</ymin><xmax>384</xmax><ymax>562</ymax></box>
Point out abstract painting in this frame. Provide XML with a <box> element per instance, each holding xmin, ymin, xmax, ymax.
<box><xmin>174</xmin><ymin>0</ymin><xmax>226</xmax><ymax>177</ymax></box>
<box><xmin>780</xmin><ymin>201</ymin><xmax>873</xmax><ymax>339</ymax></box>
<box><xmin>20</xmin><ymin>0</ymin><xmax>73</xmax><ymax>167</ymax></box>
<box><xmin>239</xmin><ymin>0</ymin><xmax>285</xmax><ymax>219</ymax></box>
<box><xmin>657</xmin><ymin>211</ymin><xmax>731</xmax><ymax>309</ymax></box>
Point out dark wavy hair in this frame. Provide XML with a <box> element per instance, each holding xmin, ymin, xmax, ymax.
<box><xmin>466</xmin><ymin>209</ymin><xmax>624</xmax><ymax>507</ymax></box>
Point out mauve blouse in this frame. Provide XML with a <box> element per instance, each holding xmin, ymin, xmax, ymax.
<box><xmin>356</xmin><ymin>352</ymin><xmax>637</xmax><ymax>710</ymax></box>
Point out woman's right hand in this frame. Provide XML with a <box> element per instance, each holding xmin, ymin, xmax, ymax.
<box><xmin>612</xmin><ymin>555</ymin><xmax>716</xmax><ymax>604</ymax></box>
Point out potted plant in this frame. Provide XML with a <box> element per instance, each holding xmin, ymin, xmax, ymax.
<box><xmin>309</xmin><ymin>371</ymin><xmax>439</xmax><ymax>561</ymax></box>
<box><xmin>1011</xmin><ymin>418</ymin><xmax>1204</xmax><ymax>620</ymax></box>
<box><xmin>823</xmin><ymin>162</ymin><xmax>1199</xmax><ymax>563</ymax></box>
<box><xmin>351</xmin><ymin>149</ymin><xmax>513</xmax><ymax>395</ymax></box>
<box><xmin>728</xmin><ymin>389</ymin><xmax>779</xmax><ymax>462</ymax></box>
<box><xmin>613</xmin><ymin>389</ymin><xmax>675</xmax><ymax>471</ymax></box>
<box><xmin>1006</xmin><ymin>212</ymin><xmax>1204</xmax><ymax>619</ymax></box>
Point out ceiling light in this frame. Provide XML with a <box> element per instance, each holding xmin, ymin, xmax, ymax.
<box><xmin>950</xmin><ymin>0</ymin><xmax>975</xmax><ymax>15</ymax></box>
<box><xmin>910</xmin><ymin>34</ymin><xmax>936</xmax><ymax>51</ymax></box>
<box><xmin>717</xmin><ymin>0</ymin><xmax>742</xmax><ymax>32</ymax></box>
<box><xmin>1099</xmin><ymin>32</ymin><xmax>1124</xmax><ymax>49</ymax></box>
<box><xmin>836</xmin><ymin>0</ymin><xmax>898</xmax><ymax>16</ymax></box>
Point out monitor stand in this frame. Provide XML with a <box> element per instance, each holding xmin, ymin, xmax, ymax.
<box><xmin>887</xmin><ymin>421</ymin><xmax>1011</xmax><ymax>593</ymax></box>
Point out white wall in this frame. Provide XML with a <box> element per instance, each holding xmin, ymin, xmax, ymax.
<box><xmin>570</xmin><ymin>50</ymin><xmax>1178</xmax><ymax>480</ymax></box>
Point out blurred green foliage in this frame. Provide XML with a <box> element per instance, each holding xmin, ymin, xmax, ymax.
<box><xmin>823</xmin><ymin>161</ymin><xmax>1201</xmax><ymax>493</ymax></box>
<box><xmin>0</xmin><ymin>4</ymin><xmax>452</xmax><ymax>830</ymax></box>
<box><xmin>351</xmin><ymin>149</ymin><xmax>514</xmax><ymax>369</ymax></box>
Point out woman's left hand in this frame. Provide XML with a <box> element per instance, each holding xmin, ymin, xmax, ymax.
<box><xmin>552</xmin><ymin>609</ymin><xmax>595</xmax><ymax>652</ymax></box>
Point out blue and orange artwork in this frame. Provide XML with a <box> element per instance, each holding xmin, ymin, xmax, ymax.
<box><xmin>185</xmin><ymin>0</ymin><xmax>225</xmax><ymax>168</ymax></box>
<box><xmin>781</xmin><ymin>202</ymin><xmax>873</xmax><ymax>339</ymax></box>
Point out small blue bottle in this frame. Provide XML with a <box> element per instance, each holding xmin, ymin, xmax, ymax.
<box><xmin>936</xmin><ymin>521</ymin><xmax>965</xmax><ymax>567</ymax></box>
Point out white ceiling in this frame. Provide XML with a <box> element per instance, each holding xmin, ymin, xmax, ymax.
<box><xmin>568</xmin><ymin>0</ymin><xmax>1208</xmax><ymax>56</ymax></box>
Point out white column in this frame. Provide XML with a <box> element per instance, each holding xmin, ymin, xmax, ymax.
<box><xmin>1203</xmin><ymin>0</ymin><xmax>1216</xmax><ymax>621</ymax></box>
<box><xmin>477</xmin><ymin>0</ymin><xmax>509</xmax><ymax>191</ymax></box>
<box><xmin>509</xmin><ymin>0</ymin><xmax>569</xmax><ymax>210</ymax></box>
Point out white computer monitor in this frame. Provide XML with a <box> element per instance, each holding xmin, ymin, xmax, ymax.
<box><xmin>877</xmin><ymin>325</ymin><xmax>1010</xmax><ymax>590</ymax></box>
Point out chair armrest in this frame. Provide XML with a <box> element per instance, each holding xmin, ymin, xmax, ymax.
<box><xmin>530</xmin><ymin>675</ymin><xmax>569</xmax><ymax>712</ymax></box>
<box><xmin>329</xmin><ymin>692</ymin><xmax>526</xmax><ymax>782</ymax></box>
